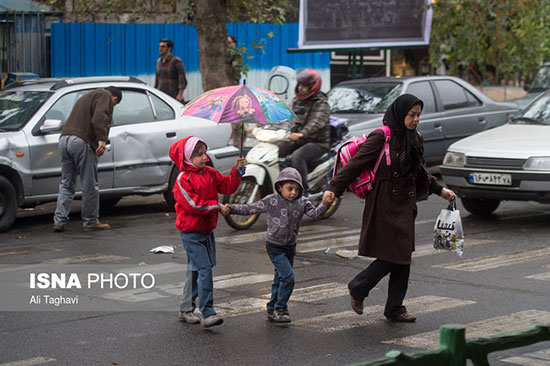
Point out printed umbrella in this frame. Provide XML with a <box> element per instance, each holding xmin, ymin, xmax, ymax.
<box><xmin>183</xmin><ymin>84</ymin><xmax>299</xmax><ymax>156</ymax></box>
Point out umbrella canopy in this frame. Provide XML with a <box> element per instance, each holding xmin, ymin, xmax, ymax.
<box><xmin>183</xmin><ymin>84</ymin><xmax>299</xmax><ymax>125</ymax></box>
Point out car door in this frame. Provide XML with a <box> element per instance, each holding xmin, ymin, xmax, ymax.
<box><xmin>27</xmin><ymin>89</ymin><xmax>114</xmax><ymax>196</ymax></box>
<box><xmin>432</xmin><ymin>79</ymin><xmax>487</xmax><ymax>154</ymax></box>
<box><xmin>405</xmin><ymin>81</ymin><xmax>447</xmax><ymax>165</ymax></box>
<box><xmin>110</xmin><ymin>88</ymin><xmax>180</xmax><ymax>189</ymax></box>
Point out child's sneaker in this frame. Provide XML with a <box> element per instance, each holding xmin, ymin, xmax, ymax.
<box><xmin>178</xmin><ymin>311</ymin><xmax>201</xmax><ymax>324</ymax></box>
<box><xmin>273</xmin><ymin>310</ymin><xmax>291</xmax><ymax>323</ymax></box>
<box><xmin>266</xmin><ymin>311</ymin><xmax>275</xmax><ymax>322</ymax></box>
<box><xmin>201</xmin><ymin>314</ymin><xmax>224</xmax><ymax>328</ymax></box>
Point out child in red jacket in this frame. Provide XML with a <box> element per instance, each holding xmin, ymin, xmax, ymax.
<box><xmin>169</xmin><ymin>136</ymin><xmax>245</xmax><ymax>327</ymax></box>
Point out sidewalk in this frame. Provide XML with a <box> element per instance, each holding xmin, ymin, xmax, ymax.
<box><xmin>478</xmin><ymin>86</ymin><xmax>526</xmax><ymax>101</ymax></box>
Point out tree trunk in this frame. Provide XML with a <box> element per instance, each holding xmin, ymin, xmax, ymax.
<box><xmin>193</xmin><ymin>0</ymin><xmax>232</xmax><ymax>91</ymax></box>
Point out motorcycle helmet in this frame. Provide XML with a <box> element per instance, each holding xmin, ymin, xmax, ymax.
<box><xmin>295</xmin><ymin>68</ymin><xmax>322</xmax><ymax>100</ymax></box>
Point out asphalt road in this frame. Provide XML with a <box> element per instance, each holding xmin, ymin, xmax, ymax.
<box><xmin>1</xmin><ymin>191</ymin><xmax>550</xmax><ymax>366</ymax></box>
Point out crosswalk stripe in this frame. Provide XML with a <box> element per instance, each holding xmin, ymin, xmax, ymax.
<box><xmin>384</xmin><ymin>309</ymin><xmax>550</xmax><ymax>349</ymax></box>
<box><xmin>214</xmin><ymin>272</ymin><xmax>273</xmax><ymax>289</ymax></box>
<box><xmin>216</xmin><ymin>282</ymin><xmax>348</xmax><ymax>318</ymax></box>
<box><xmin>0</xmin><ymin>255</ymin><xmax>129</xmax><ymax>273</ymax></box>
<box><xmin>297</xmin><ymin>235</ymin><xmax>360</xmax><ymax>253</ymax></box>
<box><xmin>414</xmin><ymin>239</ymin><xmax>497</xmax><ymax>258</ymax></box>
<box><xmin>434</xmin><ymin>247</ymin><xmax>550</xmax><ymax>272</ymax></box>
<box><xmin>216</xmin><ymin>225</ymin><xmax>344</xmax><ymax>244</ymax></box>
<box><xmin>116</xmin><ymin>262</ymin><xmax>183</xmax><ymax>275</ymax></box>
<box><xmin>292</xmin><ymin>296</ymin><xmax>476</xmax><ymax>333</ymax></box>
<box><xmin>526</xmin><ymin>272</ymin><xmax>550</xmax><ymax>281</ymax></box>
<box><xmin>0</xmin><ymin>357</ymin><xmax>56</xmax><ymax>366</ymax></box>
<box><xmin>101</xmin><ymin>272</ymin><xmax>273</xmax><ymax>302</ymax></box>
<box><xmin>501</xmin><ymin>348</ymin><xmax>550</xmax><ymax>365</ymax></box>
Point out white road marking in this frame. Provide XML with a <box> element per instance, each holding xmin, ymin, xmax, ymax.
<box><xmin>526</xmin><ymin>264</ymin><xmax>550</xmax><ymax>281</ymax></box>
<box><xmin>100</xmin><ymin>272</ymin><xmax>273</xmax><ymax>302</ymax></box>
<box><xmin>297</xmin><ymin>236</ymin><xmax>360</xmax><ymax>253</ymax></box>
<box><xmin>213</xmin><ymin>272</ymin><xmax>273</xmax><ymax>289</ymax></box>
<box><xmin>526</xmin><ymin>272</ymin><xmax>550</xmax><ymax>281</ymax></box>
<box><xmin>0</xmin><ymin>255</ymin><xmax>129</xmax><ymax>273</ymax></box>
<box><xmin>292</xmin><ymin>296</ymin><xmax>476</xmax><ymax>333</ymax></box>
<box><xmin>0</xmin><ymin>357</ymin><xmax>56</xmax><ymax>366</ymax></box>
<box><xmin>501</xmin><ymin>348</ymin><xmax>550</xmax><ymax>365</ymax></box>
<box><xmin>116</xmin><ymin>262</ymin><xmax>183</xmax><ymax>275</ymax></box>
<box><xmin>434</xmin><ymin>247</ymin><xmax>550</xmax><ymax>272</ymax></box>
<box><xmin>384</xmin><ymin>310</ymin><xmax>550</xmax><ymax>349</ymax></box>
<box><xmin>216</xmin><ymin>282</ymin><xmax>349</xmax><ymax>318</ymax></box>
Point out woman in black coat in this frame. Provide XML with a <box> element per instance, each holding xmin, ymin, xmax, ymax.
<box><xmin>323</xmin><ymin>94</ymin><xmax>455</xmax><ymax>322</ymax></box>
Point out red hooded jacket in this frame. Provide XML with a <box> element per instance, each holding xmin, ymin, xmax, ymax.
<box><xmin>169</xmin><ymin>136</ymin><xmax>241</xmax><ymax>233</ymax></box>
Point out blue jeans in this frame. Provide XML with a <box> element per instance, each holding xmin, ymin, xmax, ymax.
<box><xmin>180</xmin><ymin>232</ymin><xmax>217</xmax><ymax>319</ymax></box>
<box><xmin>266</xmin><ymin>252</ymin><xmax>295</xmax><ymax>312</ymax></box>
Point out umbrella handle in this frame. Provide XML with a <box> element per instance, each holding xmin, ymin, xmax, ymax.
<box><xmin>238</xmin><ymin>123</ymin><xmax>246</xmax><ymax>175</ymax></box>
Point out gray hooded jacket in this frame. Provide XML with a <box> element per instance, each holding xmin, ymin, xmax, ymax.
<box><xmin>229</xmin><ymin>168</ymin><xmax>328</xmax><ymax>247</ymax></box>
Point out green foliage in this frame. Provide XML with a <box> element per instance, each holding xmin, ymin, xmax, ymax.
<box><xmin>226</xmin><ymin>0</ymin><xmax>293</xmax><ymax>24</ymax></box>
<box><xmin>428</xmin><ymin>0</ymin><xmax>550</xmax><ymax>84</ymax></box>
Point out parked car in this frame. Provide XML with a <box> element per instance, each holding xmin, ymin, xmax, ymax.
<box><xmin>0</xmin><ymin>76</ymin><xmax>240</xmax><ymax>232</ymax></box>
<box><xmin>328</xmin><ymin>76</ymin><xmax>519</xmax><ymax>166</ymax></box>
<box><xmin>508</xmin><ymin>62</ymin><xmax>550</xmax><ymax>110</ymax></box>
<box><xmin>440</xmin><ymin>90</ymin><xmax>550</xmax><ymax>216</ymax></box>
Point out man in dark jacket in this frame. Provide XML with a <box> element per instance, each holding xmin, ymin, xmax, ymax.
<box><xmin>277</xmin><ymin>68</ymin><xmax>331</xmax><ymax>195</ymax></box>
<box><xmin>53</xmin><ymin>87</ymin><xmax>122</xmax><ymax>232</ymax></box>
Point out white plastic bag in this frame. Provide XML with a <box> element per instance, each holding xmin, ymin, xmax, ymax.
<box><xmin>433</xmin><ymin>199</ymin><xmax>464</xmax><ymax>256</ymax></box>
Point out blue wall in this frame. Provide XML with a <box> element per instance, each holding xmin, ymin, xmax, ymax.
<box><xmin>51</xmin><ymin>22</ymin><xmax>330</xmax><ymax>100</ymax></box>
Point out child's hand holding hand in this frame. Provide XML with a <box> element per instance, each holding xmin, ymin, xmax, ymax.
<box><xmin>322</xmin><ymin>191</ymin><xmax>335</xmax><ymax>205</ymax></box>
<box><xmin>219</xmin><ymin>204</ymin><xmax>231</xmax><ymax>216</ymax></box>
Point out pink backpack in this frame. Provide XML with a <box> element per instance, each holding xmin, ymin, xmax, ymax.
<box><xmin>332</xmin><ymin>126</ymin><xmax>391</xmax><ymax>199</ymax></box>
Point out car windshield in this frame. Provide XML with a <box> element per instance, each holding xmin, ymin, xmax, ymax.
<box><xmin>328</xmin><ymin>82</ymin><xmax>402</xmax><ymax>113</ymax></box>
<box><xmin>512</xmin><ymin>93</ymin><xmax>550</xmax><ymax>125</ymax></box>
<box><xmin>0</xmin><ymin>91</ymin><xmax>52</xmax><ymax>131</ymax></box>
<box><xmin>529</xmin><ymin>66</ymin><xmax>550</xmax><ymax>92</ymax></box>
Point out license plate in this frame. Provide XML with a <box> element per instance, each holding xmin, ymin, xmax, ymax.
<box><xmin>469</xmin><ymin>172</ymin><xmax>512</xmax><ymax>186</ymax></box>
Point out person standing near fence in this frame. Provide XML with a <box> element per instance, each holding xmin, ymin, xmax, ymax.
<box><xmin>323</xmin><ymin>94</ymin><xmax>455</xmax><ymax>322</ymax></box>
<box><xmin>154</xmin><ymin>38</ymin><xmax>187</xmax><ymax>103</ymax></box>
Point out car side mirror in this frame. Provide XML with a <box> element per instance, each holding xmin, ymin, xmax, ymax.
<box><xmin>39</xmin><ymin>119</ymin><xmax>63</xmax><ymax>134</ymax></box>
<box><xmin>524</xmin><ymin>84</ymin><xmax>530</xmax><ymax>92</ymax></box>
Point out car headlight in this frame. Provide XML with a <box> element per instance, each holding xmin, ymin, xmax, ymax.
<box><xmin>523</xmin><ymin>157</ymin><xmax>550</xmax><ymax>170</ymax></box>
<box><xmin>443</xmin><ymin>151</ymin><xmax>465</xmax><ymax>166</ymax></box>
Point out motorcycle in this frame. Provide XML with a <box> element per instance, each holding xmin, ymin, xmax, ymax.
<box><xmin>222</xmin><ymin>120</ymin><xmax>348</xmax><ymax>230</ymax></box>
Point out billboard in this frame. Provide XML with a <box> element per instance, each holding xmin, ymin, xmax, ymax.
<box><xmin>298</xmin><ymin>0</ymin><xmax>432</xmax><ymax>50</ymax></box>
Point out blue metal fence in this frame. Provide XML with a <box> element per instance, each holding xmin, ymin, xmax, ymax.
<box><xmin>51</xmin><ymin>22</ymin><xmax>330</xmax><ymax>99</ymax></box>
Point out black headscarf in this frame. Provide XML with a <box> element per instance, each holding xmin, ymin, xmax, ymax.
<box><xmin>382</xmin><ymin>94</ymin><xmax>424</xmax><ymax>176</ymax></box>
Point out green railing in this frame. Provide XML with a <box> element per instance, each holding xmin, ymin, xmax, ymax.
<box><xmin>351</xmin><ymin>323</ymin><xmax>550</xmax><ymax>366</ymax></box>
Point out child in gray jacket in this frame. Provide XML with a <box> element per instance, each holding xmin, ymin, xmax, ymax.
<box><xmin>220</xmin><ymin>167</ymin><xmax>332</xmax><ymax>323</ymax></box>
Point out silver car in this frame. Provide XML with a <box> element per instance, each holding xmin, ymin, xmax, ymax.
<box><xmin>0</xmin><ymin>76</ymin><xmax>240</xmax><ymax>232</ymax></box>
<box><xmin>441</xmin><ymin>90</ymin><xmax>550</xmax><ymax>216</ymax></box>
<box><xmin>328</xmin><ymin>76</ymin><xmax>519</xmax><ymax>166</ymax></box>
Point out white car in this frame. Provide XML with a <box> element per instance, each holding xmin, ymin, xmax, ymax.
<box><xmin>441</xmin><ymin>90</ymin><xmax>550</xmax><ymax>215</ymax></box>
<box><xmin>0</xmin><ymin>76</ymin><xmax>240</xmax><ymax>232</ymax></box>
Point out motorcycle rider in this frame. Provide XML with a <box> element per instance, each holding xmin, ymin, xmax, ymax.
<box><xmin>276</xmin><ymin>68</ymin><xmax>331</xmax><ymax>195</ymax></box>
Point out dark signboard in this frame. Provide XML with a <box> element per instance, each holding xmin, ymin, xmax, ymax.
<box><xmin>298</xmin><ymin>0</ymin><xmax>432</xmax><ymax>50</ymax></box>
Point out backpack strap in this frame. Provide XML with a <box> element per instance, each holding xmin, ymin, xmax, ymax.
<box><xmin>371</xmin><ymin>126</ymin><xmax>392</xmax><ymax>174</ymax></box>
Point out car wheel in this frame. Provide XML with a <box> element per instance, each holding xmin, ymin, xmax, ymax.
<box><xmin>222</xmin><ymin>178</ymin><xmax>261</xmax><ymax>230</ymax></box>
<box><xmin>461</xmin><ymin>197</ymin><xmax>500</xmax><ymax>216</ymax></box>
<box><xmin>0</xmin><ymin>176</ymin><xmax>17</xmax><ymax>233</ymax></box>
<box><xmin>163</xmin><ymin>167</ymin><xmax>179</xmax><ymax>211</ymax></box>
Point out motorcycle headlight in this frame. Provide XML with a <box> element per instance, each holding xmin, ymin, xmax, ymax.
<box><xmin>523</xmin><ymin>157</ymin><xmax>550</xmax><ymax>170</ymax></box>
<box><xmin>443</xmin><ymin>151</ymin><xmax>465</xmax><ymax>167</ymax></box>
